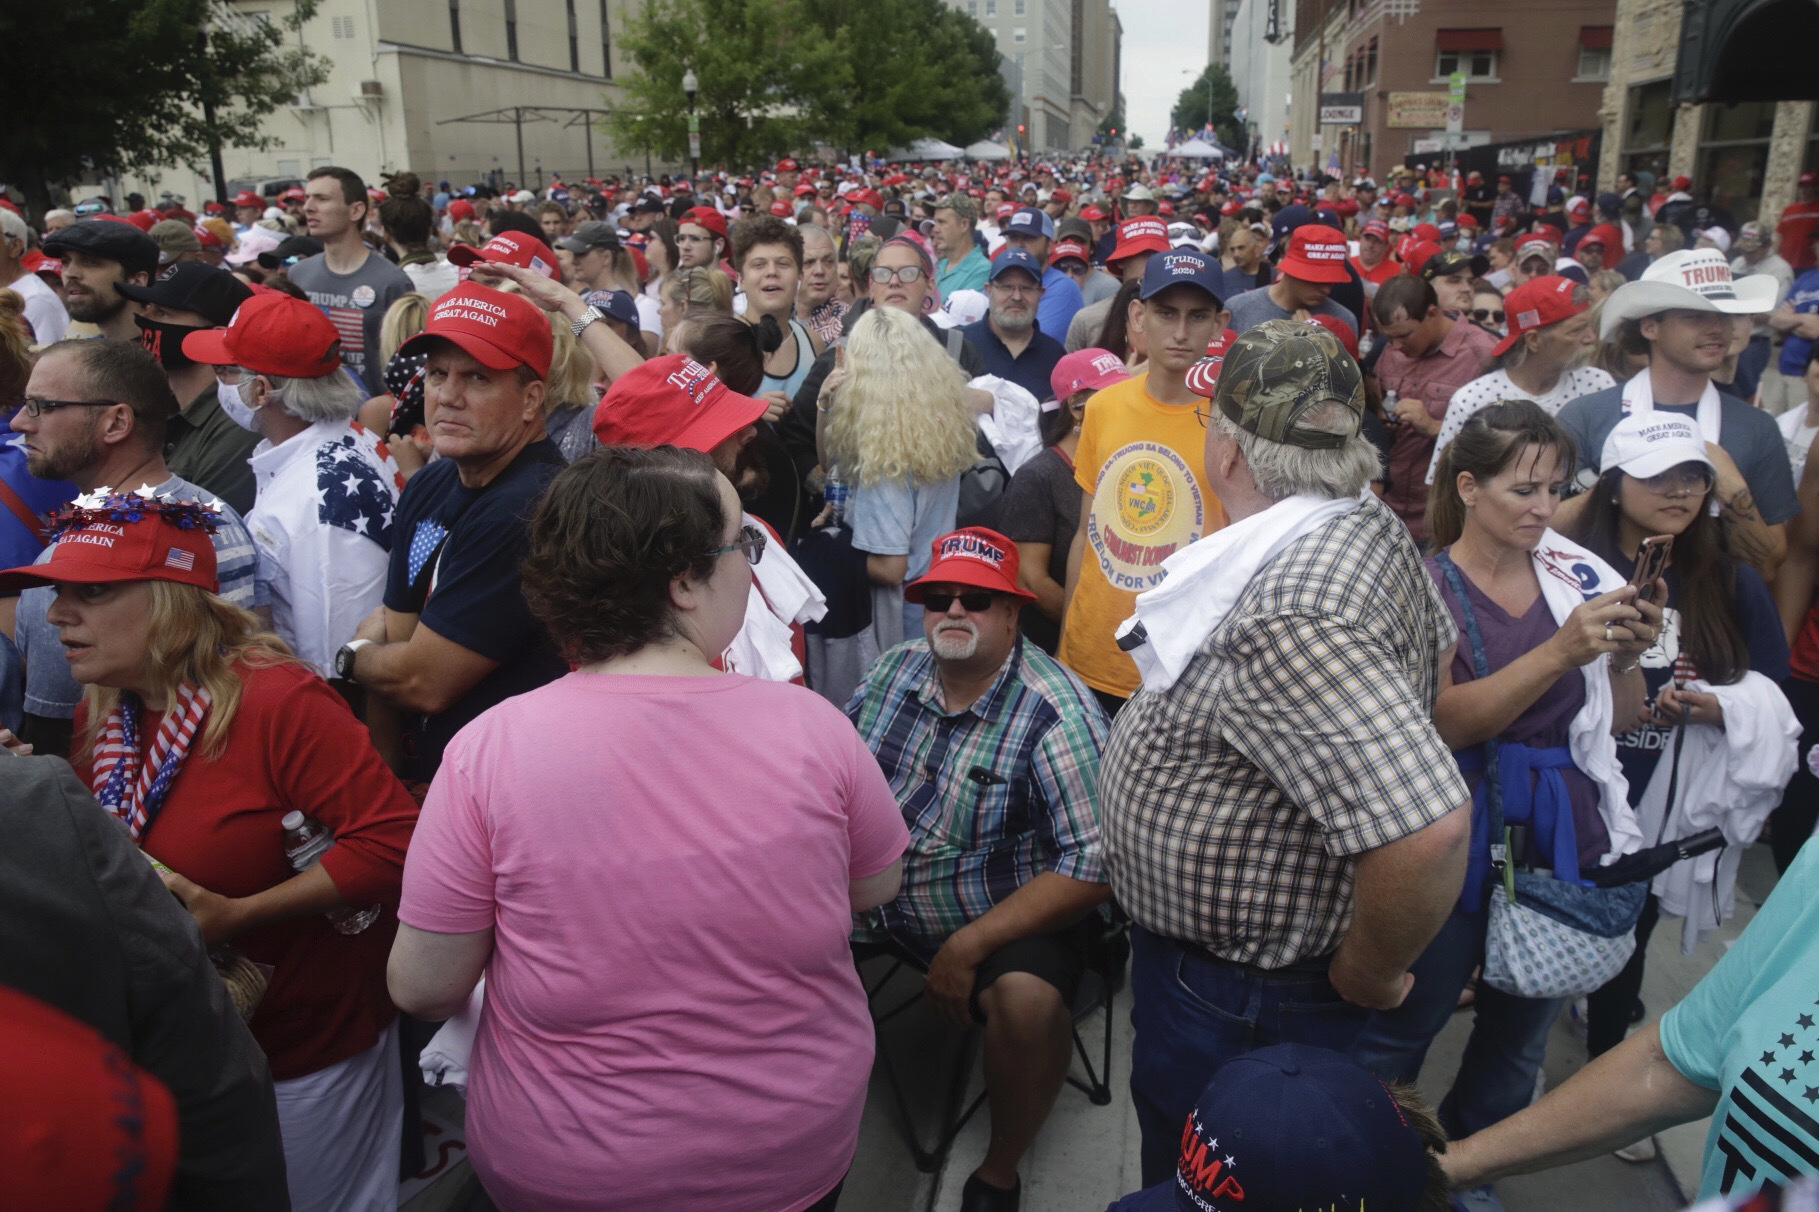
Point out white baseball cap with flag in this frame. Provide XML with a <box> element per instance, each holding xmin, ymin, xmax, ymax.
<box><xmin>1600</xmin><ymin>412</ymin><xmax>1717</xmax><ymax>481</ymax></box>
<box><xmin>1599</xmin><ymin>247</ymin><xmax>1780</xmax><ymax>339</ymax></box>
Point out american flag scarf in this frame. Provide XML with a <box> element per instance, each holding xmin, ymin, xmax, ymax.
<box><xmin>89</xmin><ymin>681</ymin><xmax>213</xmax><ymax>842</ymax></box>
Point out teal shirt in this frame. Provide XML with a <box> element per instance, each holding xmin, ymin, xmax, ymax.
<box><xmin>937</xmin><ymin>246</ymin><xmax>991</xmax><ymax>296</ymax></box>
<box><xmin>1660</xmin><ymin>840</ymin><xmax>1819</xmax><ymax>1199</ymax></box>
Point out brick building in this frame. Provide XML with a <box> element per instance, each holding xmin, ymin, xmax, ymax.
<box><xmin>1598</xmin><ymin>0</ymin><xmax>1819</xmax><ymax>225</ymax></box>
<box><xmin>1288</xmin><ymin>0</ymin><xmax>1615</xmax><ymax>181</ymax></box>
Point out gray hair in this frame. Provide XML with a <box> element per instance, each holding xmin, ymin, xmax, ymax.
<box><xmin>42</xmin><ymin>209</ymin><xmax>74</xmax><ymax>228</ymax></box>
<box><xmin>936</xmin><ymin>192</ymin><xmax>978</xmax><ymax>227</ymax></box>
<box><xmin>1213</xmin><ymin>404</ymin><xmax>1381</xmax><ymax>502</ymax></box>
<box><xmin>265</xmin><ymin>369</ymin><xmax>363</xmax><ymax>424</ymax></box>
<box><xmin>0</xmin><ymin>208</ymin><xmax>28</xmax><ymax>244</ymax></box>
<box><xmin>799</xmin><ymin>222</ymin><xmax>835</xmax><ymax>252</ymax></box>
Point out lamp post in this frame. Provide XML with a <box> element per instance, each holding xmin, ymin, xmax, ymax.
<box><xmin>681</xmin><ymin>68</ymin><xmax>700</xmax><ymax>178</ymax></box>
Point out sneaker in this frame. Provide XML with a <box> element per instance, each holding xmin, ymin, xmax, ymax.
<box><xmin>1615</xmin><ymin>1137</ymin><xmax>1658</xmax><ymax>1163</ymax></box>
<box><xmin>1451</xmin><ymin>1184</ymin><xmax>1507</xmax><ymax>1212</ymax></box>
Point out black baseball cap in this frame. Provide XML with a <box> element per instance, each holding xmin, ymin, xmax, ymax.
<box><xmin>116</xmin><ymin>262</ymin><xmax>253</xmax><ymax>326</ymax></box>
<box><xmin>631</xmin><ymin>197</ymin><xmax>667</xmax><ymax>214</ymax></box>
<box><xmin>256</xmin><ymin>235</ymin><xmax>323</xmax><ymax>270</ymax></box>
<box><xmin>41</xmin><ymin>219</ymin><xmax>160</xmax><ymax>278</ymax></box>
<box><xmin>559</xmin><ymin>221</ymin><xmax>622</xmax><ymax>254</ymax></box>
<box><xmin>1420</xmin><ymin>248</ymin><xmax>1491</xmax><ymax>280</ymax></box>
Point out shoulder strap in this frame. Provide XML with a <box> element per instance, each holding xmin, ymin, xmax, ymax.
<box><xmin>1433</xmin><ymin>549</ymin><xmax>1506</xmax><ymax>849</ymax></box>
<box><xmin>0</xmin><ymin>479</ymin><xmax>49</xmax><ymax>547</ymax></box>
<box><xmin>946</xmin><ymin>327</ymin><xmax>964</xmax><ymax>363</ymax></box>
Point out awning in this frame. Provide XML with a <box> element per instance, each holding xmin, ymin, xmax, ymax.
<box><xmin>1436</xmin><ymin>28</ymin><xmax>1504</xmax><ymax>52</ymax></box>
<box><xmin>1580</xmin><ymin>25</ymin><xmax>1613</xmax><ymax>49</ymax></box>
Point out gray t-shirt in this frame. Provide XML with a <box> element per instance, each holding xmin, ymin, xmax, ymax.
<box><xmin>1225</xmin><ymin>285</ymin><xmax>1359</xmax><ymax>337</ymax></box>
<box><xmin>18</xmin><ymin>475</ymin><xmax>257</xmax><ymax>720</ymax></box>
<box><xmin>850</xmin><ymin>474</ymin><xmax>961</xmax><ymax>641</ymax></box>
<box><xmin>1555</xmin><ymin>384</ymin><xmax>1800</xmax><ymax>525</ymax></box>
<box><xmin>287</xmin><ymin>250</ymin><xmax>415</xmax><ymax>396</ymax></box>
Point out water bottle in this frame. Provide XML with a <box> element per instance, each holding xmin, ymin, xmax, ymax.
<box><xmin>822</xmin><ymin>466</ymin><xmax>850</xmax><ymax>526</ymax></box>
<box><xmin>1382</xmin><ymin>388</ymin><xmax>1400</xmax><ymax>425</ymax></box>
<box><xmin>281</xmin><ymin>811</ymin><xmax>381</xmax><ymax>935</ymax></box>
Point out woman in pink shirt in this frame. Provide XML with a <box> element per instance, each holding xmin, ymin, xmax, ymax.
<box><xmin>388</xmin><ymin>446</ymin><xmax>908</xmax><ymax>1211</ymax></box>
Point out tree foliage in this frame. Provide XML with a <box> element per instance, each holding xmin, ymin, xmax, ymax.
<box><xmin>609</xmin><ymin>0</ymin><xmax>1009</xmax><ymax>165</ymax></box>
<box><xmin>1171</xmin><ymin>64</ymin><xmax>1240</xmax><ymax>148</ymax></box>
<box><xmin>0</xmin><ymin>1</ymin><xmax>328</xmax><ymax>215</ymax></box>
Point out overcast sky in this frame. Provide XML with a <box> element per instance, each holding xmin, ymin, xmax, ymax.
<box><xmin>1120</xmin><ymin>3</ymin><xmax>1211</xmax><ymax>147</ymax></box>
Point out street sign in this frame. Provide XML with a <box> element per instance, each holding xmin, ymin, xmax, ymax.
<box><xmin>1318</xmin><ymin>91</ymin><xmax>1364</xmax><ymax>125</ymax></box>
<box><xmin>688</xmin><ymin>131</ymin><xmax>701</xmax><ymax>160</ymax></box>
<box><xmin>1446</xmin><ymin>71</ymin><xmax>1466</xmax><ymax>135</ymax></box>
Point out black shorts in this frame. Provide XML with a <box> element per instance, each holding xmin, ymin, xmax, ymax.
<box><xmin>857</xmin><ymin>919</ymin><xmax>1095</xmax><ymax>1024</ymax></box>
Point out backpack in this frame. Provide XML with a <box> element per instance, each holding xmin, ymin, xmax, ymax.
<box><xmin>956</xmin><ymin>429</ymin><xmax>1009</xmax><ymax>531</ymax></box>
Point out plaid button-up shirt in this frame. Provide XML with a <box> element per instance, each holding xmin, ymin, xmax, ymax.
<box><xmin>1100</xmin><ymin>497</ymin><xmax>1468</xmax><ymax>968</ymax></box>
<box><xmin>847</xmin><ymin>636</ymin><xmax>1110</xmax><ymax>959</ymax></box>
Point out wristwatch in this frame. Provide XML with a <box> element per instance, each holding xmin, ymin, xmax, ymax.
<box><xmin>334</xmin><ymin>638</ymin><xmax>375</xmax><ymax>682</ymax></box>
<box><xmin>570</xmin><ymin>305</ymin><xmax>605</xmax><ymax>337</ymax></box>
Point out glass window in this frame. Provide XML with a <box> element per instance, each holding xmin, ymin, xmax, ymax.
<box><xmin>504</xmin><ymin>0</ymin><xmax>518</xmax><ymax>61</ymax></box>
<box><xmin>449</xmin><ymin>0</ymin><xmax>462</xmax><ymax>53</ymax></box>
<box><xmin>1013</xmin><ymin>25</ymin><xmax>1026</xmax><ymax>42</ymax></box>
<box><xmin>1705</xmin><ymin>100</ymin><xmax>1776</xmax><ymax>144</ymax></box>
<box><xmin>1436</xmin><ymin>51</ymin><xmax>1496</xmax><ymax>80</ymax></box>
<box><xmin>1014</xmin><ymin>0</ymin><xmax>1025</xmax><ymax>12</ymax></box>
<box><xmin>1577</xmin><ymin>47</ymin><xmax>1610</xmax><ymax>80</ymax></box>
<box><xmin>567</xmin><ymin>0</ymin><xmax>579</xmax><ymax>72</ymax></box>
<box><xmin>1697</xmin><ymin>101</ymin><xmax>1778</xmax><ymax>223</ymax></box>
<box><xmin>600</xmin><ymin>0</ymin><xmax>612</xmax><ymax>77</ymax></box>
<box><xmin>1365</xmin><ymin>38</ymin><xmax>1378</xmax><ymax>85</ymax></box>
<box><xmin>984</xmin><ymin>0</ymin><xmax>995</xmax><ymax>15</ymax></box>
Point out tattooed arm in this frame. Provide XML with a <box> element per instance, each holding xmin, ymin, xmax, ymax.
<box><xmin>1707</xmin><ymin>443</ymin><xmax>1785</xmax><ymax>575</ymax></box>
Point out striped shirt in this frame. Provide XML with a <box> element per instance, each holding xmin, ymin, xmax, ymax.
<box><xmin>1099</xmin><ymin>496</ymin><xmax>1468</xmax><ymax>969</ymax></box>
<box><xmin>846</xmin><ymin>636</ymin><xmax>1110</xmax><ymax>958</ymax></box>
<box><xmin>17</xmin><ymin>475</ymin><xmax>257</xmax><ymax>719</ymax></box>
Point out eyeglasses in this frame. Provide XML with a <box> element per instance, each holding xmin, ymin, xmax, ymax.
<box><xmin>870</xmin><ymin>265</ymin><xmax>926</xmax><ymax>285</ymax></box>
<box><xmin>1193</xmin><ymin>401</ymin><xmax>1212</xmax><ymax>428</ymax></box>
<box><xmin>990</xmin><ymin>280</ymin><xmax>1040</xmax><ymax>296</ymax></box>
<box><xmin>1637</xmin><ymin>466</ymin><xmax>1715</xmax><ymax>497</ymax></box>
<box><xmin>709</xmin><ymin>524</ymin><xmax>767</xmax><ymax>565</ymax></box>
<box><xmin>211</xmin><ymin>365</ymin><xmax>249</xmax><ymax>385</ymax></box>
<box><xmin>676</xmin><ymin>232</ymin><xmax>715</xmax><ymax>245</ymax></box>
<box><xmin>19</xmin><ymin>397</ymin><xmax>118</xmax><ymax>418</ymax></box>
<box><xmin>922</xmin><ymin>590</ymin><xmax>999</xmax><ymax>613</ymax></box>
<box><xmin>1471</xmin><ymin>308</ymin><xmax>1506</xmax><ymax>324</ymax></box>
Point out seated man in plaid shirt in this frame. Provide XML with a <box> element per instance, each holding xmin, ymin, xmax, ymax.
<box><xmin>847</xmin><ymin>526</ymin><xmax>1111</xmax><ymax>1212</ymax></box>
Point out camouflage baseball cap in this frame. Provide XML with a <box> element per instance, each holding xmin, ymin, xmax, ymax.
<box><xmin>1209</xmin><ymin>319</ymin><xmax>1364</xmax><ymax>450</ymax></box>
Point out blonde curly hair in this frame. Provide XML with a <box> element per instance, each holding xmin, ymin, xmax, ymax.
<box><xmin>823</xmin><ymin>306</ymin><xmax>977</xmax><ymax>487</ymax></box>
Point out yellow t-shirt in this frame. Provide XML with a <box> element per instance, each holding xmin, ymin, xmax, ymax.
<box><xmin>1058</xmin><ymin>371</ymin><xmax>1225</xmax><ymax>697</ymax></box>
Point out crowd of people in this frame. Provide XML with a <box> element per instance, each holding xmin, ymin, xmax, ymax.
<box><xmin>2</xmin><ymin>146</ymin><xmax>1819</xmax><ymax>1212</ymax></box>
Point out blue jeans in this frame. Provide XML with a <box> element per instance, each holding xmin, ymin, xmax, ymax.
<box><xmin>1127</xmin><ymin>925</ymin><xmax>1369</xmax><ymax>1186</ymax></box>
<box><xmin>1351</xmin><ymin>904</ymin><xmax>1562</xmax><ymax>1139</ymax></box>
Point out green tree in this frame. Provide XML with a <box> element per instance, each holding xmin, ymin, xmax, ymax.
<box><xmin>609</xmin><ymin>0</ymin><xmax>849</xmax><ymax>168</ymax></box>
<box><xmin>1171</xmin><ymin>64</ymin><xmax>1240</xmax><ymax>148</ymax></box>
<box><xmin>0</xmin><ymin>1</ymin><xmax>327</xmax><ymax>218</ymax></box>
<box><xmin>803</xmin><ymin>0</ymin><xmax>1009</xmax><ymax>153</ymax></box>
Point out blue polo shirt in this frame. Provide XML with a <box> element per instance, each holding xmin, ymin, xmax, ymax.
<box><xmin>1036</xmin><ymin>266</ymin><xmax>1084</xmax><ymax>340</ymax></box>
<box><xmin>961</xmin><ymin>317</ymin><xmax>1067</xmax><ymax>403</ymax></box>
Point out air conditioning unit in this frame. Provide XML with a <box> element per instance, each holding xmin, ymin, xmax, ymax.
<box><xmin>358</xmin><ymin>79</ymin><xmax>385</xmax><ymax>99</ymax></box>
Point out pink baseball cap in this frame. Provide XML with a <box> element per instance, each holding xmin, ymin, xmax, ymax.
<box><xmin>1050</xmin><ymin>348</ymin><xmax>1131</xmax><ymax>403</ymax></box>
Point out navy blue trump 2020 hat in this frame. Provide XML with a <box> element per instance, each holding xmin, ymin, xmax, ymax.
<box><xmin>1103</xmin><ymin>1044</ymin><xmax>1432</xmax><ymax>1212</ymax></box>
<box><xmin>988</xmin><ymin>247</ymin><xmax>1044</xmax><ymax>285</ymax></box>
<box><xmin>1139</xmin><ymin>247</ymin><xmax>1223</xmax><ymax>307</ymax></box>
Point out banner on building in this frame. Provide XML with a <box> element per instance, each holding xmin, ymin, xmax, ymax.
<box><xmin>1319</xmin><ymin>92</ymin><xmax>1364</xmax><ymax>124</ymax></box>
<box><xmin>1387</xmin><ymin>92</ymin><xmax>1449</xmax><ymax>128</ymax></box>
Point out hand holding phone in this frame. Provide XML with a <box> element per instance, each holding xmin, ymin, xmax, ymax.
<box><xmin>1631</xmin><ymin>535</ymin><xmax>1673</xmax><ymax>606</ymax></box>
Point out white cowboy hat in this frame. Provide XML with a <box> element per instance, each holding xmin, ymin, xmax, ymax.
<box><xmin>1599</xmin><ymin>247</ymin><xmax>1780</xmax><ymax>339</ymax></box>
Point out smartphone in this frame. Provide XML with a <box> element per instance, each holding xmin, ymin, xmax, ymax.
<box><xmin>1631</xmin><ymin>535</ymin><xmax>1673</xmax><ymax>605</ymax></box>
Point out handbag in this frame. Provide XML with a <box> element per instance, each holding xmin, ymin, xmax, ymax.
<box><xmin>1435</xmin><ymin>552</ymin><xmax>1648</xmax><ymax>1000</ymax></box>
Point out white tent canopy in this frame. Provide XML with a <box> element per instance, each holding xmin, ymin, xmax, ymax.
<box><xmin>964</xmin><ymin>139</ymin><xmax>1012</xmax><ymax>161</ymax></box>
<box><xmin>1165</xmin><ymin>138</ymin><xmax>1224</xmax><ymax>159</ymax></box>
<box><xmin>890</xmin><ymin>137</ymin><xmax>966</xmax><ymax>161</ymax></box>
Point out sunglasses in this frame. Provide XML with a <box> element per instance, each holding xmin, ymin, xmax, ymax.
<box><xmin>922</xmin><ymin>590</ymin><xmax>999</xmax><ymax>613</ymax></box>
<box><xmin>1471</xmin><ymin>308</ymin><xmax>1505</xmax><ymax>324</ymax></box>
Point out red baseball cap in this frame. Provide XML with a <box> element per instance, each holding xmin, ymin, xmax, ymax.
<box><xmin>1567</xmin><ymin>197</ymin><xmax>1592</xmax><ymax>218</ymax></box>
<box><xmin>1051</xmin><ymin>188</ymin><xmax>1072</xmax><ymax>205</ymax></box>
<box><xmin>1801</xmin><ymin>171</ymin><xmax>1819</xmax><ymax>187</ymax></box>
<box><xmin>770</xmin><ymin>199</ymin><xmax>794</xmax><ymax>217</ymax></box>
<box><xmin>1361</xmin><ymin>219</ymin><xmax>1391</xmax><ymax>240</ymax></box>
<box><xmin>793</xmin><ymin>182</ymin><xmax>817</xmax><ymax>197</ymax></box>
<box><xmin>1305</xmin><ymin>312</ymin><xmax>1359</xmax><ymax>360</ymax></box>
<box><xmin>0</xmin><ymin>491</ymin><xmax>222</xmax><ymax>594</ymax></box>
<box><xmin>1080</xmin><ymin>204</ymin><xmax>1107</xmax><ymax>222</ymax></box>
<box><xmin>1492</xmin><ymin>275</ymin><xmax>1586</xmax><ymax>357</ymax></box>
<box><xmin>183</xmin><ymin>292</ymin><xmax>343</xmax><ymax>378</ymax></box>
<box><xmin>0</xmin><ymin>986</ymin><xmax>179</xmax><ymax>1212</ymax></box>
<box><xmin>281</xmin><ymin>186</ymin><xmax>307</xmax><ymax>202</ymax></box>
<box><xmin>995</xmin><ymin>202</ymin><xmax>1017</xmax><ymax>222</ymax></box>
<box><xmin>903</xmin><ymin>527</ymin><xmax>1036</xmax><ymax>603</ymax></box>
<box><xmin>1412</xmin><ymin>222</ymin><xmax>1442</xmax><ymax>243</ymax></box>
<box><xmin>1672</xmin><ymin>175</ymin><xmax>1692</xmax><ymax>191</ymax></box>
<box><xmin>680</xmin><ymin>206</ymin><xmax>729</xmax><ymax>240</ymax></box>
<box><xmin>1108</xmin><ymin>217</ymin><xmax>1170</xmax><ymax>266</ymax></box>
<box><xmin>849</xmin><ymin>189</ymin><xmax>885</xmax><ymax>211</ymax></box>
<box><xmin>447</xmin><ymin>231</ymin><xmax>559</xmax><ymax>278</ymax></box>
<box><xmin>1050</xmin><ymin>238</ymin><xmax>1090</xmax><ymax>267</ymax></box>
<box><xmin>777</xmin><ymin>158</ymin><xmax>799</xmax><ymax>172</ymax></box>
<box><xmin>21</xmin><ymin>250</ymin><xmax>60</xmax><ymax>280</ymax></box>
<box><xmin>124</xmin><ymin>210</ymin><xmax>159</xmax><ymax>232</ymax></box>
<box><xmin>231</xmin><ymin>190</ymin><xmax>264</xmax><ymax>209</ymax></box>
<box><xmin>1515</xmin><ymin>232</ymin><xmax>1557</xmax><ymax>261</ymax></box>
<box><xmin>1399</xmin><ymin>239</ymin><xmax>1443</xmax><ymax>277</ymax></box>
<box><xmin>1183</xmin><ymin>329</ymin><xmax>1241</xmax><ymax>397</ymax></box>
<box><xmin>592</xmin><ymin>354</ymin><xmax>768</xmax><ymax>453</ymax></box>
<box><xmin>1578</xmin><ymin>222</ymin><xmax>1624</xmax><ymax>254</ymax></box>
<box><xmin>1158</xmin><ymin>200</ymin><xmax>1176</xmax><ymax>217</ymax></box>
<box><xmin>447</xmin><ymin>198</ymin><xmax>476</xmax><ymax>222</ymax></box>
<box><xmin>1457</xmin><ymin>213</ymin><xmax>1480</xmax><ymax>229</ymax></box>
<box><xmin>399</xmin><ymin>284</ymin><xmax>555</xmax><ymax>380</ymax></box>
<box><xmin>1051</xmin><ymin>347</ymin><xmax>1131</xmax><ymax>402</ymax></box>
<box><xmin>1278</xmin><ymin>224</ymin><xmax>1352</xmax><ymax>284</ymax></box>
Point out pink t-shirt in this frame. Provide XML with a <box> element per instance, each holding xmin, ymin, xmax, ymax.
<box><xmin>400</xmin><ymin>671</ymin><xmax>909</xmax><ymax>1212</ymax></box>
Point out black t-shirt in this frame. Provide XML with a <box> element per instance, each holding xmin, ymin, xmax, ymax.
<box><xmin>998</xmin><ymin>445</ymin><xmax>1080</xmax><ymax>654</ymax></box>
<box><xmin>383</xmin><ymin>439</ymin><xmax>569</xmax><ymax>779</ymax></box>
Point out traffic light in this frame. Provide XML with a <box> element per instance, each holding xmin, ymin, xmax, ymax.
<box><xmin>1018</xmin><ymin>124</ymin><xmax>1026</xmax><ymax>134</ymax></box>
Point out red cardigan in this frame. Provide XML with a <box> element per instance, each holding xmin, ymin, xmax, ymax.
<box><xmin>77</xmin><ymin>661</ymin><xmax>419</xmax><ymax>1080</ymax></box>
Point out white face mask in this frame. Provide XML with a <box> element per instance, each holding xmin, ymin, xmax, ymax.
<box><xmin>216</xmin><ymin>378</ymin><xmax>264</xmax><ymax>432</ymax></box>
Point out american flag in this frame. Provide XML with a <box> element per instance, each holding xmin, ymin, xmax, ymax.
<box><xmin>314</xmin><ymin>429</ymin><xmax>400</xmax><ymax>550</ymax></box>
<box><xmin>1713</xmin><ymin>1000</ymin><xmax>1819</xmax><ymax>1191</ymax></box>
<box><xmin>163</xmin><ymin>547</ymin><xmax>195</xmax><ymax>571</ymax></box>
